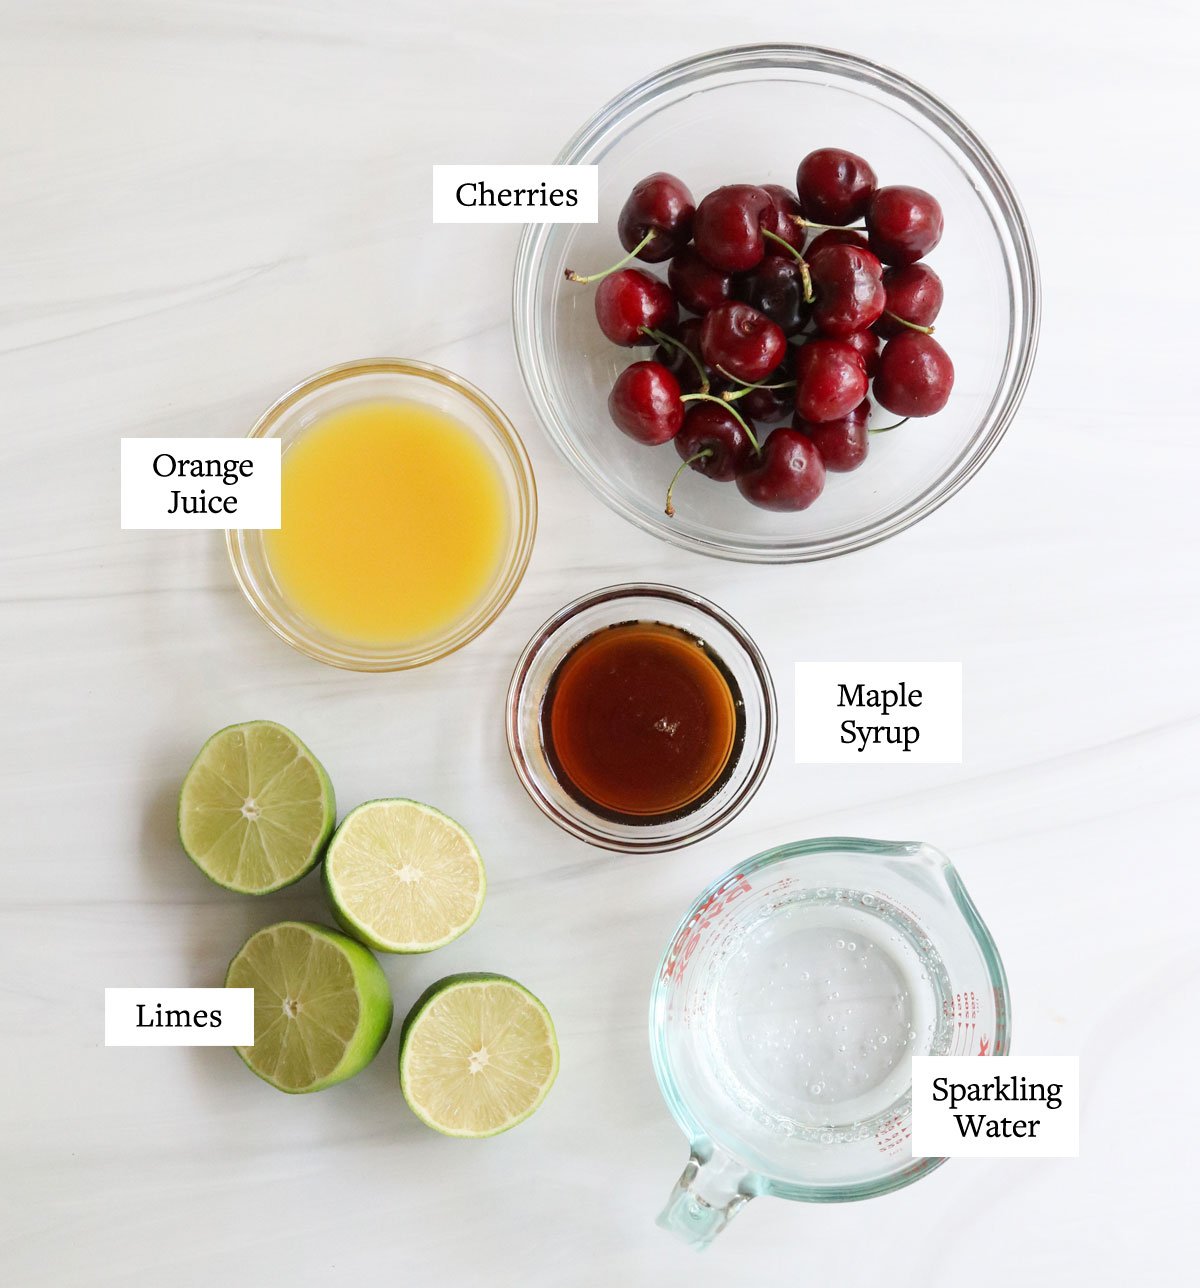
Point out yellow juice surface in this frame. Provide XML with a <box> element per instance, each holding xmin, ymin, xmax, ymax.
<box><xmin>265</xmin><ymin>400</ymin><xmax>509</xmax><ymax>646</ymax></box>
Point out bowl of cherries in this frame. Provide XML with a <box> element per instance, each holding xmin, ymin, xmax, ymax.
<box><xmin>514</xmin><ymin>45</ymin><xmax>1039</xmax><ymax>563</ymax></box>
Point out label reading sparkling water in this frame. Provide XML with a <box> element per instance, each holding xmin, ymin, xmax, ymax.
<box><xmin>911</xmin><ymin>1056</ymin><xmax>1080</xmax><ymax>1157</ymax></box>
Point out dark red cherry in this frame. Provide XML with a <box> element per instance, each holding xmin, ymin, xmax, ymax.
<box><xmin>675</xmin><ymin>404</ymin><xmax>759</xmax><ymax>482</ymax></box>
<box><xmin>665</xmin><ymin>402</ymin><xmax>761</xmax><ymax>516</ymax></box>
<box><xmin>809</xmin><ymin>244</ymin><xmax>886</xmax><ymax>337</ymax></box>
<box><xmin>735</xmin><ymin>258</ymin><xmax>811</xmax><ymax>336</ymax></box>
<box><xmin>794</xmin><ymin>398</ymin><xmax>871</xmax><ymax>472</ymax></box>
<box><xmin>805</xmin><ymin>228</ymin><xmax>870</xmax><ymax>258</ymax></box>
<box><xmin>793</xmin><ymin>338</ymin><xmax>869</xmax><ymax>423</ymax></box>
<box><xmin>828</xmin><ymin>327</ymin><xmax>880</xmax><ymax>376</ymax></box>
<box><xmin>594</xmin><ymin>268</ymin><xmax>677</xmax><ymax>346</ymax></box>
<box><xmin>760</xmin><ymin>184</ymin><xmax>806</xmax><ymax>257</ymax></box>
<box><xmin>618</xmin><ymin>172</ymin><xmax>695</xmax><ymax>263</ymax></box>
<box><xmin>608</xmin><ymin>361</ymin><xmax>684</xmax><ymax>444</ymax></box>
<box><xmin>866</xmin><ymin>186</ymin><xmax>944</xmax><ymax>266</ymax></box>
<box><xmin>796</xmin><ymin>149</ymin><xmax>877</xmax><ymax>226</ymax></box>
<box><xmin>668</xmin><ymin>246</ymin><xmax>735</xmax><ymax>314</ymax></box>
<box><xmin>700</xmin><ymin>302</ymin><xmax>786</xmax><ymax>384</ymax></box>
<box><xmin>873</xmin><ymin>332</ymin><xmax>954</xmax><ymax>416</ymax></box>
<box><xmin>737</xmin><ymin>427</ymin><xmax>826</xmax><ymax>511</ymax></box>
<box><xmin>875</xmin><ymin>263</ymin><xmax>944</xmax><ymax>338</ymax></box>
<box><xmin>738</xmin><ymin>383</ymin><xmax>791</xmax><ymax>424</ymax></box>
<box><xmin>654</xmin><ymin>317</ymin><xmax>711</xmax><ymax>393</ymax></box>
<box><xmin>692</xmin><ymin>184</ymin><xmax>774</xmax><ymax>272</ymax></box>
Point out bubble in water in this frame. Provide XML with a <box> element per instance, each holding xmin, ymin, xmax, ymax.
<box><xmin>880</xmin><ymin>1035</ymin><xmax>888</xmax><ymax>1044</ymax></box>
<box><xmin>847</xmin><ymin>941</ymin><xmax>857</xmax><ymax>951</ymax></box>
<box><xmin>809</xmin><ymin>1082</ymin><xmax>824</xmax><ymax>1096</ymax></box>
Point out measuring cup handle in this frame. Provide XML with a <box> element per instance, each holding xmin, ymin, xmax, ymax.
<box><xmin>656</xmin><ymin>1149</ymin><xmax>757</xmax><ymax>1250</ymax></box>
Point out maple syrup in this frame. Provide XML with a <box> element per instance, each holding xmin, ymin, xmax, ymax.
<box><xmin>540</xmin><ymin>621</ymin><xmax>744</xmax><ymax>823</ymax></box>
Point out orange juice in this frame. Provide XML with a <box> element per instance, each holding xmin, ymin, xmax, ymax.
<box><xmin>265</xmin><ymin>400</ymin><xmax>508</xmax><ymax>645</ymax></box>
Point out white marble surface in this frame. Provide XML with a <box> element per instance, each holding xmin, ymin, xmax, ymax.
<box><xmin>2</xmin><ymin>1</ymin><xmax>1196</xmax><ymax>1283</ymax></box>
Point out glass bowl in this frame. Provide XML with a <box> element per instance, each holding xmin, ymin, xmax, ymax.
<box><xmin>228</xmin><ymin>358</ymin><xmax>537</xmax><ymax>670</ymax></box>
<box><xmin>506</xmin><ymin>584</ymin><xmax>776</xmax><ymax>851</ymax></box>
<box><xmin>513</xmin><ymin>45</ymin><xmax>1039</xmax><ymax>562</ymax></box>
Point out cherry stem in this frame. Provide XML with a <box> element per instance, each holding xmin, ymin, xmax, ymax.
<box><xmin>789</xmin><ymin>215</ymin><xmax>867</xmax><ymax>233</ymax></box>
<box><xmin>564</xmin><ymin>230</ymin><xmax>656</xmax><ymax>284</ymax></box>
<box><xmin>679</xmin><ymin>392</ymin><xmax>761</xmax><ymax>454</ymax></box>
<box><xmin>882</xmin><ymin>310</ymin><xmax>935</xmax><ymax>335</ymax></box>
<box><xmin>717</xmin><ymin>366</ymin><xmax>796</xmax><ymax>394</ymax></box>
<box><xmin>760</xmin><ymin>229</ymin><xmax>814</xmax><ymax>303</ymax></box>
<box><xmin>665</xmin><ymin>449</ymin><xmax>713</xmax><ymax>518</ymax></box>
<box><xmin>642</xmin><ymin>327</ymin><xmax>709</xmax><ymax>394</ymax></box>
<box><xmin>869</xmin><ymin>417</ymin><xmax>910</xmax><ymax>434</ymax></box>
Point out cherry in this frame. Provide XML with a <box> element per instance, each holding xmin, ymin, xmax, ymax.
<box><xmin>866</xmin><ymin>186</ymin><xmax>944</xmax><ymax>266</ymax></box>
<box><xmin>873</xmin><ymin>332</ymin><xmax>954</xmax><ymax>416</ymax></box>
<box><xmin>700</xmin><ymin>302</ymin><xmax>786</xmax><ymax>384</ymax></box>
<box><xmin>875</xmin><ymin>263</ymin><xmax>944</xmax><ymax>337</ymax></box>
<box><xmin>808</xmin><ymin>243</ymin><xmax>886</xmax><ymax>337</ymax></box>
<box><xmin>737</xmin><ymin>427</ymin><xmax>826</xmax><ymax>511</ymax></box>
<box><xmin>617</xmin><ymin>172</ymin><xmax>695</xmax><ymax>263</ymax></box>
<box><xmin>676</xmin><ymin>403</ymin><xmax>759</xmax><ymax>479</ymax></box>
<box><xmin>805</xmin><ymin>227</ymin><xmax>870</xmax><ymax>258</ymax></box>
<box><xmin>829</xmin><ymin>326</ymin><xmax>880</xmax><ymax>376</ymax></box>
<box><xmin>794</xmin><ymin>398</ymin><xmax>871</xmax><ymax>472</ymax></box>
<box><xmin>793</xmin><ymin>338</ymin><xmax>869</xmax><ymax>423</ymax></box>
<box><xmin>594</xmin><ymin>269</ymin><xmax>676</xmax><ymax>346</ymax></box>
<box><xmin>738</xmin><ymin>383</ymin><xmax>791</xmax><ymax>424</ymax></box>
<box><xmin>735</xmin><ymin>258</ymin><xmax>811</xmax><ymax>336</ymax></box>
<box><xmin>760</xmin><ymin>183</ymin><xmax>807</xmax><ymax>257</ymax></box>
<box><xmin>796</xmin><ymin>148</ymin><xmax>877</xmax><ymax>226</ymax></box>
<box><xmin>692</xmin><ymin>184</ymin><xmax>774</xmax><ymax>272</ymax></box>
<box><xmin>608</xmin><ymin>362</ymin><xmax>684</xmax><ymax>444</ymax></box>
<box><xmin>653</xmin><ymin>317</ymin><xmax>710</xmax><ymax>393</ymax></box>
<box><xmin>665</xmin><ymin>403</ymin><xmax>760</xmax><ymax>516</ymax></box>
<box><xmin>668</xmin><ymin>245</ymin><xmax>735</xmax><ymax>314</ymax></box>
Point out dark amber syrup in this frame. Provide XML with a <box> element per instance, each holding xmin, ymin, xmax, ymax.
<box><xmin>539</xmin><ymin>621</ymin><xmax>745</xmax><ymax>824</ymax></box>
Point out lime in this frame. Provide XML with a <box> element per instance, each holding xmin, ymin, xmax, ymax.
<box><xmin>323</xmin><ymin>799</ymin><xmax>485</xmax><ymax>953</ymax></box>
<box><xmin>399</xmin><ymin>973</ymin><xmax>559</xmax><ymax>1137</ymax></box>
<box><xmin>225</xmin><ymin>921</ymin><xmax>392</xmax><ymax>1093</ymax></box>
<box><xmin>178</xmin><ymin>720</ymin><xmax>335</xmax><ymax>895</ymax></box>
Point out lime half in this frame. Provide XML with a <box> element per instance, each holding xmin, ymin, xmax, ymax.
<box><xmin>226</xmin><ymin>921</ymin><xmax>392</xmax><ymax>1093</ymax></box>
<box><xmin>399</xmin><ymin>973</ymin><xmax>558</xmax><ymax>1137</ymax></box>
<box><xmin>323</xmin><ymin>800</ymin><xmax>485</xmax><ymax>953</ymax></box>
<box><xmin>178</xmin><ymin>721</ymin><xmax>335</xmax><ymax>895</ymax></box>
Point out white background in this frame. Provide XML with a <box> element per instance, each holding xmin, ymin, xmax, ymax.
<box><xmin>2</xmin><ymin>1</ymin><xmax>1196</xmax><ymax>1284</ymax></box>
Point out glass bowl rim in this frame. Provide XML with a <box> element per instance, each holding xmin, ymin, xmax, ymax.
<box><xmin>505</xmin><ymin>582</ymin><xmax>778</xmax><ymax>852</ymax></box>
<box><xmin>227</xmin><ymin>356</ymin><xmax>538</xmax><ymax>672</ymax></box>
<box><xmin>648</xmin><ymin>834</ymin><xmax>1012</xmax><ymax>1202</ymax></box>
<box><xmin>512</xmin><ymin>42</ymin><xmax>1041</xmax><ymax>563</ymax></box>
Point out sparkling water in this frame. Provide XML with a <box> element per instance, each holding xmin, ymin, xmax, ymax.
<box><xmin>698</xmin><ymin>888</ymin><xmax>953</xmax><ymax>1143</ymax></box>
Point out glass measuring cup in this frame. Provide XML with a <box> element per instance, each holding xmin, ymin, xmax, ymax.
<box><xmin>650</xmin><ymin>837</ymin><xmax>1010</xmax><ymax>1247</ymax></box>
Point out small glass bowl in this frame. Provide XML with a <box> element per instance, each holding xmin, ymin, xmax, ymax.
<box><xmin>506</xmin><ymin>584</ymin><xmax>776</xmax><ymax>852</ymax></box>
<box><xmin>228</xmin><ymin>358</ymin><xmax>537</xmax><ymax>671</ymax></box>
<box><xmin>513</xmin><ymin>45</ymin><xmax>1040</xmax><ymax>562</ymax></box>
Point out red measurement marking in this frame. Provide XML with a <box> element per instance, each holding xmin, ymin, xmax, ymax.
<box><xmin>663</xmin><ymin>873</ymin><xmax>752</xmax><ymax>979</ymax></box>
<box><xmin>978</xmin><ymin>1035</ymin><xmax>990</xmax><ymax>1057</ymax></box>
<box><xmin>874</xmin><ymin>1113</ymin><xmax>911</xmax><ymax>1155</ymax></box>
